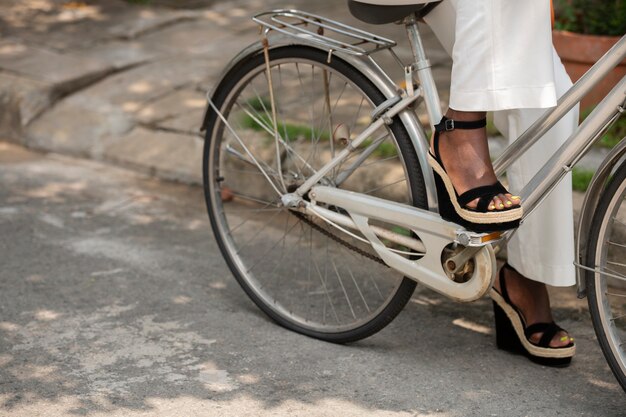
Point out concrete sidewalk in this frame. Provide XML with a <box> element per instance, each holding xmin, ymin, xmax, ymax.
<box><xmin>0</xmin><ymin>142</ymin><xmax>624</xmax><ymax>416</ymax></box>
<box><xmin>0</xmin><ymin>0</ymin><xmax>451</xmax><ymax>184</ymax></box>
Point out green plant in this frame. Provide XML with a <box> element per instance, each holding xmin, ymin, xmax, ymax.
<box><xmin>554</xmin><ymin>0</ymin><xmax>626</xmax><ymax>36</ymax></box>
<box><xmin>240</xmin><ymin>113</ymin><xmax>330</xmax><ymax>142</ymax></box>
<box><xmin>581</xmin><ymin>108</ymin><xmax>626</xmax><ymax>149</ymax></box>
<box><xmin>598</xmin><ymin>116</ymin><xmax>626</xmax><ymax>148</ymax></box>
<box><xmin>241</xmin><ymin>97</ymin><xmax>397</xmax><ymax>158</ymax></box>
<box><xmin>572</xmin><ymin>168</ymin><xmax>595</xmax><ymax>191</ymax></box>
<box><xmin>360</xmin><ymin>138</ymin><xmax>399</xmax><ymax>158</ymax></box>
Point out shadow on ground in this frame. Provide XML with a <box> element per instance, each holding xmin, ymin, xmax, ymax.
<box><xmin>0</xmin><ymin>144</ymin><xmax>624</xmax><ymax>416</ymax></box>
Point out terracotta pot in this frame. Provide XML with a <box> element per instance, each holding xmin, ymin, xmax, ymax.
<box><xmin>553</xmin><ymin>30</ymin><xmax>626</xmax><ymax>112</ymax></box>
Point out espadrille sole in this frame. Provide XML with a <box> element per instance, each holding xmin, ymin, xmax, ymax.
<box><xmin>428</xmin><ymin>154</ymin><xmax>523</xmax><ymax>224</ymax></box>
<box><xmin>490</xmin><ymin>288</ymin><xmax>576</xmax><ymax>359</ymax></box>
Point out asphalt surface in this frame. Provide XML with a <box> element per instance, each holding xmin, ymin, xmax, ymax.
<box><xmin>0</xmin><ymin>142</ymin><xmax>624</xmax><ymax>416</ymax></box>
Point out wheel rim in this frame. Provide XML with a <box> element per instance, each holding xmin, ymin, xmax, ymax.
<box><xmin>206</xmin><ymin>53</ymin><xmax>420</xmax><ymax>334</ymax></box>
<box><xmin>593</xmin><ymin>177</ymin><xmax>626</xmax><ymax>378</ymax></box>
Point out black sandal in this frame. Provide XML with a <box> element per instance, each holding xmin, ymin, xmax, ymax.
<box><xmin>490</xmin><ymin>263</ymin><xmax>575</xmax><ymax>367</ymax></box>
<box><xmin>428</xmin><ymin>116</ymin><xmax>522</xmax><ymax>232</ymax></box>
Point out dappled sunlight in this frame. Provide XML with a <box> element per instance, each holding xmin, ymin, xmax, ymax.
<box><xmin>22</xmin><ymin>180</ymin><xmax>87</xmax><ymax>200</ymax></box>
<box><xmin>24</xmin><ymin>274</ymin><xmax>45</xmax><ymax>283</ymax></box>
<box><xmin>122</xmin><ymin>101</ymin><xmax>141</xmax><ymax>112</ymax></box>
<box><xmin>0</xmin><ymin>144</ymin><xmax>42</xmax><ymax>164</ymax></box>
<box><xmin>452</xmin><ymin>318</ymin><xmax>491</xmax><ymax>335</ymax></box>
<box><xmin>410</xmin><ymin>295</ymin><xmax>443</xmax><ymax>306</ymax></box>
<box><xmin>588</xmin><ymin>377</ymin><xmax>622</xmax><ymax>391</ymax></box>
<box><xmin>138</xmin><ymin>107</ymin><xmax>155</xmax><ymax>119</ymax></box>
<box><xmin>183</xmin><ymin>97</ymin><xmax>206</xmax><ymax>108</ymax></box>
<box><xmin>12</xmin><ymin>364</ymin><xmax>61</xmax><ymax>382</ymax></box>
<box><xmin>92</xmin><ymin>194</ymin><xmax>158</xmax><ymax>216</ymax></box>
<box><xmin>236</xmin><ymin>373</ymin><xmax>260</xmax><ymax>384</ymax></box>
<box><xmin>200</xmin><ymin>10</ymin><xmax>231</xmax><ymax>25</ymax></box>
<box><xmin>90</xmin><ymin>268</ymin><xmax>125</xmax><ymax>277</ymax></box>
<box><xmin>39</xmin><ymin>213</ymin><xmax>65</xmax><ymax>228</ymax></box>
<box><xmin>229</xmin><ymin>8</ymin><xmax>248</xmax><ymax>18</ymax></box>
<box><xmin>197</xmin><ymin>361</ymin><xmax>237</xmax><ymax>392</ymax></box>
<box><xmin>34</xmin><ymin>309</ymin><xmax>62</xmax><ymax>321</ymax></box>
<box><xmin>0</xmin><ymin>43</ymin><xmax>27</xmax><ymax>56</ymax></box>
<box><xmin>128</xmin><ymin>81</ymin><xmax>153</xmax><ymax>94</ymax></box>
<box><xmin>0</xmin><ymin>394</ymin><xmax>456</xmax><ymax>417</ymax></box>
<box><xmin>2</xmin><ymin>0</ymin><xmax>106</xmax><ymax>31</ymax></box>
<box><xmin>0</xmin><ymin>321</ymin><xmax>20</xmax><ymax>332</ymax></box>
<box><xmin>58</xmin><ymin>3</ymin><xmax>104</xmax><ymax>23</ymax></box>
<box><xmin>128</xmin><ymin>213</ymin><xmax>157</xmax><ymax>225</ymax></box>
<box><xmin>209</xmin><ymin>281</ymin><xmax>226</xmax><ymax>290</ymax></box>
<box><xmin>172</xmin><ymin>295</ymin><xmax>192</xmax><ymax>304</ymax></box>
<box><xmin>0</xmin><ymin>354</ymin><xmax>12</xmax><ymax>367</ymax></box>
<box><xmin>139</xmin><ymin>9</ymin><xmax>157</xmax><ymax>20</ymax></box>
<box><xmin>185</xmin><ymin>219</ymin><xmax>204</xmax><ymax>230</ymax></box>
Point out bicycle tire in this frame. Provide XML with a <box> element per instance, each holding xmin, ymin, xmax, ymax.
<box><xmin>203</xmin><ymin>45</ymin><xmax>427</xmax><ymax>343</ymax></box>
<box><xmin>586</xmin><ymin>157</ymin><xmax>626</xmax><ymax>391</ymax></box>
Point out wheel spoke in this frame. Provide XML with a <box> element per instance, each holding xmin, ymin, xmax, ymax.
<box><xmin>331</xmin><ymin>258</ymin><xmax>357</xmax><ymax>320</ymax></box>
<box><xmin>205</xmin><ymin>50</ymin><xmax>418</xmax><ymax>339</ymax></box>
<box><xmin>233</xmin><ymin>209</ymin><xmax>283</xmax><ymax>253</ymax></box>
<box><xmin>347</xmin><ymin>262</ymin><xmax>371</xmax><ymax>313</ymax></box>
<box><xmin>311</xmin><ymin>250</ymin><xmax>340</xmax><ymax>324</ymax></box>
<box><xmin>586</xmin><ymin>168</ymin><xmax>626</xmax><ymax>390</ymax></box>
<box><xmin>363</xmin><ymin>178</ymin><xmax>407</xmax><ymax>195</ymax></box>
<box><xmin>607</xmin><ymin>240</ymin><xmax>626</xmax><ymax>249</ymax></box>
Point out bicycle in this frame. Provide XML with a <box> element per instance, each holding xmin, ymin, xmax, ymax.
<box><xmin>200</xmin><ymin>1</ymin><xmax>626</xmax><ymax>390</ymax></box>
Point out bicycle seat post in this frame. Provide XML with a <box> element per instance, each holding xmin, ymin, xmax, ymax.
<box><xmin>404</xmin><ymin>13</ymin><xmax>442</xmax><ymax>129</ymax></box>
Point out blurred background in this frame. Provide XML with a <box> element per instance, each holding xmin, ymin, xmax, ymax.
<box><xmin>1</xmin><ymin>0</ymin><xmax>623</xmax><ymax>191</ymax></box>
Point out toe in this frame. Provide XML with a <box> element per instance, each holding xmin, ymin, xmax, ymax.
<box><xmin>532</xmin><ymin>330</ymin><xmax>573</xmax><ymax>348</ymax></box>
<box><xmin>504</xmin><ymin>193</ymin><xmax>521</xmax><ymax>208</ymax></box>
<box><xmin>551</xmin><ymin>330</ymin><xmax>574</xmax><ymax>348</ymax></box>
<box><xmin>492</xmin><ymin>196</ymin><xmax>505</xmax><ymax>211</ymax></box>
<box><xmin>503</xmin><ymin>194</ymin><xmax>515</xmax><ymax>208</ymax></box>
<box><xmin>529</xmin><ymin>330</ymin><xmax>573</xmax><ymax>348</ymax></box>
<box><xmin>498</xmin><ymin>194</ymin><xmax>512</xmax><ymax>209</ymax></box>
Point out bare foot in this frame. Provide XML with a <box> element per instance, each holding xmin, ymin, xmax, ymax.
<box><xmin>432</xmin><ymin>109</ymin><xmax>520</xmax><ymax>211</ymax></box>
<box><xmin>494</xmin><ymin>265</ymin><xmax>573</xmax><ymax>348</ymax></box>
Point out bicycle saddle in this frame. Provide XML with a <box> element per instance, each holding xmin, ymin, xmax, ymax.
<box><xmin>348</xmin><ymin>0</ymin><xmax>442</xmax><ymax>25</ymax></box>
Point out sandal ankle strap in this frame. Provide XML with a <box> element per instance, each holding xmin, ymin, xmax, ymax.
<box><xmin>431</xmin><ymin>115</ymin><xmax>488</xmax><ymax>163</ymax></box>
<box><xmin>434</xmin><ymin>116</ymin><xmax>487</xmax><ymax>132</ymax></box>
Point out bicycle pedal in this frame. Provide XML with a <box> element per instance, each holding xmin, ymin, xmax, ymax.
<box><xmin>456</xmin><ymin>230</ymin><xmax>503</xmax><ymax>247</ymax></box>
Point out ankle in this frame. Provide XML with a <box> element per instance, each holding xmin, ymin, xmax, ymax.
<box><xmin>501</xmin><ymin>265</ymin><xmax>553</xmax><ymax>324</ymax></box>
<box><xmin>445</xmin><ymin>109</ymin><xmax>486</xmax><ymax>122</ymax></box>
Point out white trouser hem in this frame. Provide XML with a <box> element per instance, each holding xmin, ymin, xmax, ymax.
<box><xmin>450</xmin><ymin>84</ymin><xmax>558</xmax><ymax>112</ymax></box>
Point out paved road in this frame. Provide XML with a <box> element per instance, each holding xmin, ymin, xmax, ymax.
<box><xmin>0</xmin><ymin>143</ymin><xmax>624</xmax><ymax>416</ymax></box>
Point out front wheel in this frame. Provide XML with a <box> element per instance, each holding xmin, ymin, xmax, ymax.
<box><xmin>202</xmin><ymin>46</ymin><xmax>428</xmax><ymax>343</ymax></box>
<box><xmin>586</xmin><ymin>159</ymin><xmax>626</xmax><ymax>391</ymax></box>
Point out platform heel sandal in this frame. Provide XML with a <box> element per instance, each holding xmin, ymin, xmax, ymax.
<box><xmin>490</xmin><ymin>263</ymin><xmax>575</xmax><ymax>367</ymax></box>
<box><xmin>428</xmin><ymin>116</ymin><xmax>522</xmax><ymax>232</ymax></box>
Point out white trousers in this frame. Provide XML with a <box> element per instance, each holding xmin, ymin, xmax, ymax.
<box><xmin>424</xmin><ymin>0</ymin><xmax>579</xmax><ymax>286</ymax></box>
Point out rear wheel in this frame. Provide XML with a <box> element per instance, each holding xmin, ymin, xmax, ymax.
<box><xmin>586</xmin><ymin>159</ymin><xmax>626</xmax><ymax>391</ymax></box>
<box><xmin>203</xmin><ymin>46</ymin><xmax>427</xmax><ymax>343</ymax></box>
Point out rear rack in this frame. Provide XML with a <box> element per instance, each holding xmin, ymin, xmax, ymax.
<box><xmin>253</xmin><ymin>9</ymin><xmax>396</xmax><ymax>56</ymax></box>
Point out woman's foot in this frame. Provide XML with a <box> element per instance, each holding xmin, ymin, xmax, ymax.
<box><xmin>431</xmin><ymin>109</ymin><xmax>520</xmax><ymax>211</ymax></box>
<box><xmin>493</xmin><ymin>264</ymin><xmax>573</xmax><ymax>348</ymax></box>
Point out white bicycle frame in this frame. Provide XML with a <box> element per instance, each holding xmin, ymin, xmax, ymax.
<box><xmin>205</xmin><ymin>9</ymin><xmax>626</xmax><ymax>302</ymax></box>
